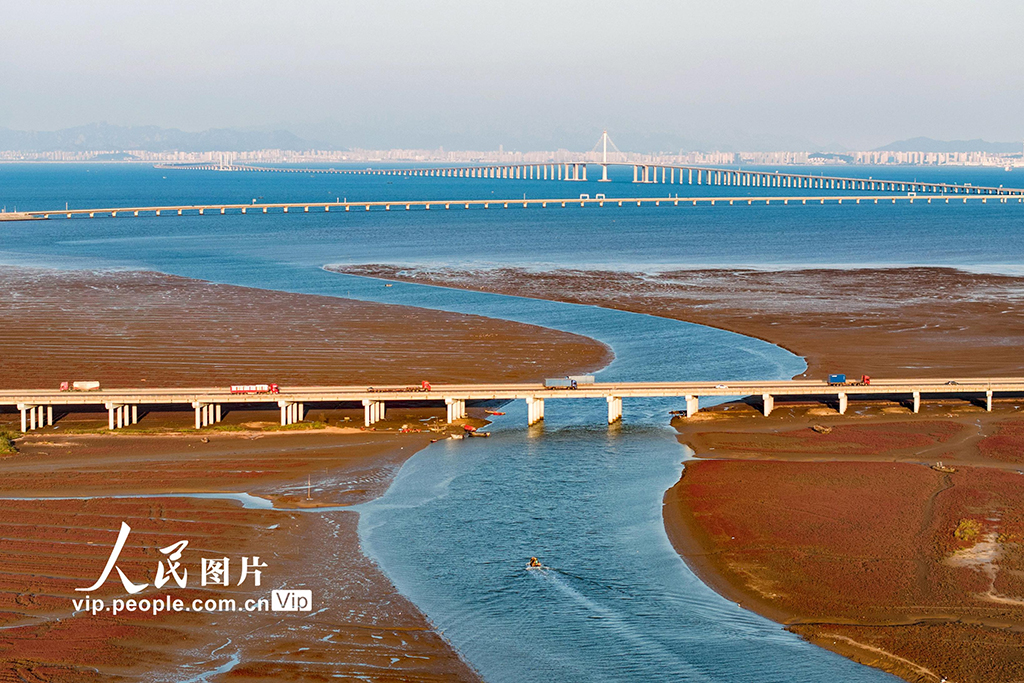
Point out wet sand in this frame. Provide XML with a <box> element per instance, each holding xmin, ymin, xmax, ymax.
<box><xmin>0</xmin><ymin>268</ymin><xmax>612</xmax><ymax>681</ymax></box>
<box><xmin>332</xmin><ymin>265</ymin><xmax>1024</xmax><ymax>379</ymax></box>
<box><xmin>330</xmin><ymin>264</ymin><xmax>1024</xmax><ymax>681</ymax></box>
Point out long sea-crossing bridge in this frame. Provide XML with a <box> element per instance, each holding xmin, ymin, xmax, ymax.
<box><xmin>155</xmin><ymin>160</ymin><xmax>1024</xmax><ymax>197</ymax></box>
<box><xmin>3</xmin><ymin>131</ymin><xmax>1022</xmax><ymax>221</ymax></box>
<box><xmin>4</xmin><ymin>377</ymin><xmax>1020</xmax><ymax>433</ymax></box>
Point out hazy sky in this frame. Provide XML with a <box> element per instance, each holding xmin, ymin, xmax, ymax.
<box><xmin>2</xmin><ymin>0</ymin><xmax>1023</xmax><ymax>151</ymax></box>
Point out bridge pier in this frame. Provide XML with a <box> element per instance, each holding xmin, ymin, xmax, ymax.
<box><xmin>192</xmin><ymin>402</ymin><xmax>221</xmax><ymax>428</ymax></box>
<box><xmin>762</xmin><ymin>393</ymin><xmax>774</xmax><ymax>416</ymax></box>
<box><xmin>606</xmin><ymin>396</ymin><xmax>622</xmax><ymax>424</ymax></box>
<box><xmin>837</xmin><ymin>392</ymin><xmax>848</xmax><ymax>415</ymax></box>
<box><xmin>277</xmin><ymin>401</ymin><xmax>297</xmax><ymax>426</ymax></box>
<box><xmin>526</xmin><ymin>397</ymin><xmax>544</xmax><ymax>426</ymax></box>
<box><xmin>986</xmin><ymin>390</ymin><xmax>993</xmax><ymax>411</ymax></box>
<box><xmin>684</xmin><ymin>395</ymin><xmax>699</xmax><ymax>418</ymax></box>
<box><xmin>105</xmin><ymin>402</ymin><xmax>138</xmax><ymax>430</ymax></box>
<box><xmin>912</xmin><ymin>391</ymin><xmax>921</xmax><ymax>414</ymax></box>
<box><xmin>18</xmin><ymin>403</ymin><xmax>44</xmax><ymax>432</ymax></box>
<box><xmin>445</xmin><ymin>398</ymin><xmax>466</xmax><ymax>423</ymax></box>
<box><xmin>362</xmin><ymin>399</ymin><xmax>385</xmax><ymax>426</ymax></box>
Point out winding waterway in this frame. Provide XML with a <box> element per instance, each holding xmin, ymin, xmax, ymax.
<box><xmin>3</xmin><ymin>163</ymin><xmax>990</xmax><ymax>679</ymax></box>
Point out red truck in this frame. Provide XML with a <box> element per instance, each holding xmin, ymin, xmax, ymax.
<box><xmin>230</xmin><ymin>384</ymin><xmax>279</xmax><ymax>394</ymax></box>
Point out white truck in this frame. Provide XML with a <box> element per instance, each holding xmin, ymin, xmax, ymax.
<box><xmin>60</xmin><ymin>381</ymin><xmax>100</xmax><ymax>391</ymax></box>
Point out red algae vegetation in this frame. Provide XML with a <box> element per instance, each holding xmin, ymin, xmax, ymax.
<box><xmin>667</xmin><ymin>403</ymin><xmax>1024</xmax><ymax>683</ymax></box>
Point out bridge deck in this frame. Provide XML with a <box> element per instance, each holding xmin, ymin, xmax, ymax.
<box><xmin>155</xmin><ymin>161</ymin><xmax>1024</xmax><ymax>196</ymax></box>
<box><xmin>10</xmin><ymin>193</ymin><xmax>1021</xmax><ymax>221</ymax></box>
<box><xmin>2</xmin><ymin>377</ymin><xmax>1019</xmax><ymax>404</ymax></box>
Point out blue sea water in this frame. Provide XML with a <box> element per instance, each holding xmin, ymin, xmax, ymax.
<box><xmin>0</xmin><ymin>162</ymin><xmax>1011</xmax><ymax>680</ymax></box>
<box><xmin>2</xmin><ymin>162</ymin><xmax>1023</xmax><ymax>272</ymax></box>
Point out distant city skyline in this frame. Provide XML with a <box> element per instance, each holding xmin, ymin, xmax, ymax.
<box><xmin>0</xmin><ymin>122</ymin><xmax>1022</xmax><ymax>158</ymax></box>
<box><xmin>3</xmin><ymin>1</ymin><xmax>1023</xmax><ymax>151</ymax></box>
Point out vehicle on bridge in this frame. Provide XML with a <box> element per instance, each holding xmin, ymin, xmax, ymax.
<box><xmin>367</xmin><ymin>382</ymin><xmax>432</xmax><ymax>393</ymax></box>
<box><xmin>230</xmin><ymin>383</ymin><xmax>280</xmax><ymax>394</ymax></box>
<box><xmin>545</xmin><ymin>375</ymin><xmax>597</xmax><ymax>390</ymax></box>
<box><xmin>827</xmin><ymin>374</ymin><xmax>871</xmax><ymax>386</ymax></box>
<box><xmin>60</xmin><ymin>381</ymin><xmax>100</xmax><ymax>391</ymax></box>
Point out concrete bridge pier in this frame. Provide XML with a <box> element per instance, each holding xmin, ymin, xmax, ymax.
<box><xmin>600</xmin><ymin>164</ymin><xmax>609</xmax><ymax>182</ymax></box>
<box><xmin>193</xmin><ymin>402</ymin><xmax>221</xmax><ymax>429</ymax></box>
<box><xmin>912</xmin><ymin>391</ymin><xmax>921</xmax><ymax>414</ymax></box>
<box><xmin>606</xmin><ymin>396</ymin><xmax>622</xmax><ymax>424</ymax></box>
<box><xmin>526</xmin><ymin>397</ymin><xmax>544</xmax><ymax>425</ymax></box>
<box><xmin>278</xmin><ymin>401</ymin><xmax>303</xmax><ymax>426</ymax></box>
<box><xmin>363</xmin><ymin>399</ymin><xmax>385</xmax><ymax>426</ymax></box>
<box><xmin>837</xmin><ymin>392</ymin><xmax>848</xmax><ymax>415</ymax></box>
<box><xmin>107</xmin><ymin>403</ymin><xmax>137</xmax><ymax>430</ymax></box>
<box><xmin>762</xmin><ymin>393</ymin><xmax>774</xmax><ymax>416</ymax></box>
<box><xmin>17</xmin><ymin>403</ymin><xmax>42</xmax><ymax>432</ymax></box>
<box><xmin>685</xmin><ymin>395</ymin><xmax>699</xmax><ymax>417</ymax></box>
<box><xmin>445</xmin><ymin>398</ymin><xmax>466</xmax><ymax>423</ymax></box>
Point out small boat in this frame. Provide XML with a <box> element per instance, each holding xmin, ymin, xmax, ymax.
<box><xmin>931</xmin><ymin>462</ymin><xmax>956</xmax><ymax>473</ymax></box>
<box><xmin>450</xmin><ymin>433</ymin><xmax>465</xmax><ymax>440</ymax></box>
<box><xmin>484</xmin><ymin>410</ymin><xmax>505</xmax><ymax>416</ymax></box>
<box><xmin>526</xmin><ymin>557</ymin><xmax>544</xmax><ymax>570</ymax></box>
<box><xmin>469</xmin><ymin>431</ymin><xmax>491</xmax><ymax>438</ymax></box>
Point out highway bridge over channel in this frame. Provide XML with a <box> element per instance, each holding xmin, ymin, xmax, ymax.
<box><xmin>4</xmin><ymin>377</ymin><xmax>1021</xmax><ymax>432</ymax></box>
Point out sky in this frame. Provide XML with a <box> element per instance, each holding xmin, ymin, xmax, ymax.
<box><xmin>2</xmin><ymin>0</ymin><xmax>1023</xmax><ymax>151</ymax></box>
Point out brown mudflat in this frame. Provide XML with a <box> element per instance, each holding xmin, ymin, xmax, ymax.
<box><xmin>0</xmin><ymin>267</ymin><xmax>611</xmax><ymax>390</ymax></box>
<box><xmin>332</xmin><ymin>265</ymin><xmax>1024</xmax><ymax>379</ymax></box>
<box><xmin>667</xmin><ymin>401</ymin><xmax>1024</xmax><ymax>683</ymax></box>
<box><xmin>0</xmin><ymin>267</ymin><xmax>612</xmax><ymax>681</ymax></box>
<box><xmin>0</xmin><ymin>431</ymin><xmax>479</xmax><ymax>682</ymax></box>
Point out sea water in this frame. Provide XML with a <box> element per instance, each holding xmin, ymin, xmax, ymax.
<box><xmin>2</xmin><ymin>162</ymin><xmax>1009</xmax><ymax>679</ymax></box>
<box><xmin>2</xmin><ymin>162</ymin><xmax>1024</xmax><ymax>272</ymax></box>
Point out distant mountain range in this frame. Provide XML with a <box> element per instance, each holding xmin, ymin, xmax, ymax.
<box><xmin>0</xmin><ymin>123</ymin><xmax>325</xmax><ymax>152</ymax></box>
<box><xmin>0</xmin><ymin>123</ymin><xmax>1020</xmax><ymax>154</ymax></box>
<box><xmin>874</xmin><ymin>137</ymin><xmax>1022</xmax><ymax>153</ymax></box>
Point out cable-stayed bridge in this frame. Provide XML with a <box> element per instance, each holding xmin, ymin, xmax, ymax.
<box><xmin>156</xmin><ymin>131</ymin><xmax>1024</xmax><ymax>197</ymax></box>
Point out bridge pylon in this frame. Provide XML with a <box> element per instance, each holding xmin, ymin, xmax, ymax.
<box><xmin>593</xmin><ymin>130</ymin><xmax>621</xmax><ymax>182</ymax></box>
